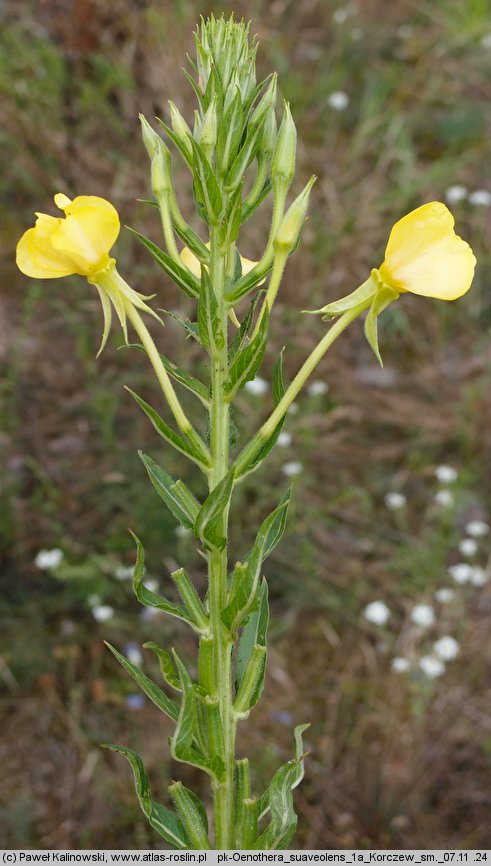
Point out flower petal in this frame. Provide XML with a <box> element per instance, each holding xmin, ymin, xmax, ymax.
<box><xmin>16</xmin><ymin>220</ymin><xmax>78</xmax><ymax>279</ymax></box>
<box><xmin>379</xmin><ymin>201</ymin><xmax>476</xmax><ymax>300</ymax></box>
<box><xmin>51</xmin><ymin>195</ymin><xmax>120</xmax><ymax>273</ymax></box>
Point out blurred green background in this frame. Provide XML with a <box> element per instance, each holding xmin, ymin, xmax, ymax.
<box><xmin>1</xmin><ymin>0</ymin><xmax>491</xmax><ymax>849</ymax></box>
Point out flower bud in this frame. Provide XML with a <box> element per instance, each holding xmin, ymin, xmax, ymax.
<box><xmin>259</xmin><ymin>107</ymin><xmax>277</xmax><ymax>163</ymax></box>
<box><xmin>274</xmin><ymin>176</ymin><xmax>316</xmax><ymax>252</ymax></box>
<box><xmin>169</xmin><ymin>101</ymin><xmax>193</xmax><ymax>160</ymax></box>
<box><xmin>249</xmin><ymin>74</ymin><xmax>277</xmax><ymax>132</ymax></box>
<box><xmin>199</xmin><ymin>96</ymin><xmax>218</xmax><ymax>161</ymax></box>
<box><xmin>139</xmin><ymin>115</ymin><xmax>172</xmax><ymax>196</ymax></box>
<box><xmin>271</xmin><ymin>101</ymin><xmax>297</xmax><ymax>190</ymax></box>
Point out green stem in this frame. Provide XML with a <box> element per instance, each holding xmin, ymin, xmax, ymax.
<box><xmin>235</xmin><ymin>300</ymin><xmax>371</xmax><ymax>476</ymax></box>
<box><xmin>207</xmin><ymin>225</ymin><xmax>236</xmax><ymax>848</ymax></box>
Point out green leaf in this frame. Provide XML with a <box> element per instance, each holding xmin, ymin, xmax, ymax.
<box><xmin>130</xmin><ymin>532</ymin><xmax>199</xmax><ymax>631</ymax></box>
<box><xmin>364</xmin><ymin>286</ymin><xmax>399</xmax><ymax>367</ymax></box>
<box><xmin>105</xmin><ymin>642</ymin><xmax>179</xmax><ymax>722</ymax></box>
<box><xmin>219</xmin><ymin>180</ymin><xmax>244</xmax><ymax>247</ymax></box>
<box><xmin>222</xmin><ymin>492</ymin><xmax>290</xmax><ymax>634</ymax></box>
<box><xmin>189</xmin><ymin>138</ymin><xmax>223</xmax><ymax>223</ymax></box>
<box><xmin>216</xmin><ymin>89</ymin><xmax>246</xmax><ymax>174</ymax></box>
<box><xmin>197</xmin><ymin>268</ymin><xmax>225</xmax><ymax>354</ymax></box>
<box><xmin>195</xmin><ymin>470</ymin><xmax>235</xmax><ymax>551</ymax></box>
<box><xmin>236</xmin><ymin>578</ymin><xmax>269</xmax><ymax>689</ymax></box>
<box><xmin>255</xmin><ymin>724</ymin><xmax>310</xmax><ymax>850</ymax></box>
<box><xmin>241</xmin><ymin>178</ymin><xmax>272</xmax><ymax>224</ymax></box>
<box><xmin>124</xmin><ymin>344</ymin><xmax>209</xmax><ymax>405</ymax></box>
<box><xmin>223</xmin><ymin>308</ymin><xmax>269</xmax><ymax>400</ymax></box>
<box><xmin>169</xmin><ymin>781</ymin><xmax>211</xmax><ymax>850</ymax></box>
<box><xmin>225</xmin><ymin>259</ymin><xmax>273</xmax><ymax>305</ymax></box>
<box><xmin>157</xmin><ymin>118</ymin><xmax>193</xmax><ymax>169</ymax></box>
<box><xmin>160</xmin><ymin>311</ymin><xmax>203</xmax><ymax>346</ymax></box>
<box><xmin>237</xmin><ymin>352</ymin><xmax>287</xmax><ymax>477</ymax></box>
<box><xmin>102</xmin><ymin>745</ymin><xmax>189</xmax><ymax>849</ymax></box>
<box><xmin>143</xmin><ymin>641</ymin><xmax>181</xmax><ymax>691</ymax></box>
<box><xmin>139</xmin><ymin>451</ymin><xmax>201</xmax><ymax>528</ymax></box>
<box><xmin>171</xmin><ymin>651</ymin><xmax>226</xmax><ymax>782</ymax></box>
<box><xmin>126</xmin><ymin>227</ymin><xmax>200</xmax><ymax>299</ymax></box>
<box><xmin>127</xmin><ymin>389</ymin><xmax>210</xmax><ymax>468</ymax></box>
<box><xmin>228</xmin><ymin>291</ymin><xmax>263</xmax><ymax>362</ymax></box>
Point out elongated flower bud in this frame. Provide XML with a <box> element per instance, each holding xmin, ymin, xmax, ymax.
<box><xmin>271</xmin><ymin>101</ymin><xmax>297</xmax><ymax>190</ymax></box>
<box><xmin>140</xmin><ymin>115</ymin><xmax>172</xmax><ymax>196</ymax></box>
<box><xmin>274</xmin><ymin>176</ymin><xmax>316</xmax><ymax>252</ymax></box>
<box><xmin>169</xmin><ymin>101</ymin><xmax>193</xmax><ymax>160</ymax></box>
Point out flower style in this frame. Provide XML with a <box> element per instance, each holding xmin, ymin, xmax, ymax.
<box><xmin>16</xmin><ymin>193</ymin><xmax>160</xmax><ymax>355</ymax></box>
<box><xmin>16</xmin><ymin>193</ymin><xmax>120</xmax><ymax>278</ymax></box>
<box><xmin>378</xmin><ymin>201</ymin><xmax>476</xmax><ymax>300</ymax></box>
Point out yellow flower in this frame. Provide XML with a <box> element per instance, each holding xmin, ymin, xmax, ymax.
<box><xmin>16</xmin><ymin>193</ymin><xmax>120</xmax><ymax>279</ymax></box>
<box><xmin>378</xmin><ymin>201</ymin><xmax>476</xmax><ymax>301</ymax></box>
<box><xmin>180</xmin><ymin>242</ymin><xmax>259</xmax><ymax>280</ymax></box>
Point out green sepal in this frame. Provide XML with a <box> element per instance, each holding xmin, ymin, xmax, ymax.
<box><xmin>101</xmin><ymin>745</ymin><xmax>190</xmax><ymax>849</ymax></box>
<box><xmin>236</xmin><ymin>578</ymin><xmax>269</xmax><ymax>689</ymax></box>
<box><xmin>126</xmin><ymin>227</ymin><xmax>200</xmax><ymax>299</ymax></box>
<box><xmin>124</xmin><ymin>344</ymin><xmax>210</xmax><ymax>406</ymax></box>
<box><xmin>197</xmin><ymin>268</ymin><xmax>225</xmax><ymax>355</ymax></box>
<box><xmin>223</xmin><ymin>308</ymin><xmax>269</xmax><ymax>400</ymax></box>
<box><xmin>170</xmin><ymin>651</ymin><xmax>226</xmax><ymax>782</ymax></box>
<box><xmin>143</xmin><ymin>641</ymin><xmax>181</xmax><ymax>692</ymax></box>
<box><xmin>222</xmin><ymin>491</ymin><xmax>290</xmax><ymax>635</ymax></box>
<box><xmin>129</xmin><ymin>530</ymin><xmax>200</xmax><ymax>631</ymax></box>
<box><xmin>237</xmin><ymin>351</ymin><xmax>287</xmax><ymax>477</ymax></box>
<box><xmin>307</xmin><ymin>271</ymin><xmax>379</xmax><ymax>318</ymax></box>
<box><xmin>104</xmin><ymin>642</ymin><xmax>179</xmax><ymax>723</ymax></box>
<box><xmin>127</xmin><ymin>389</ymin><xmax>210</xmax><ymax>469</ymax></box>
<box><xmin>364</xmin><ymin>284</ymin><xmax>400</xmax><ymax>367</ymax></box>
<box><xmin>139</xmin><ymin>451</ymin><xmax>201</xmax><ymax>529</ymax></box>
<box><xmin>195</xmin><ymin>469</ymin><xmax>235</xmax><ymax>551</ymax></box>
<box><xmin>168</xmin><ymin>781</ymin><xmax>211</xmax><ymax>850</ymax></box>
<box><xmin>255</xmin><ymin>724</ymin><xmax>310</xmax><ymax>849</ymax></box>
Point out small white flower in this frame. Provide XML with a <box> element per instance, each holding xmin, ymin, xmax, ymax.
<box><xmin>144</xmin><ymin>578</ymin><xmax>159</xmax><ymax>593</ymax></box>
<box><xmin>410</xmin><ymin>603</ymin><xmax>435</xmax><ymax>628</ymax></box>
<box><xmin>391</xmin><ymin>657</ymin><xmax>411</xmax><ymax>673</ymax></box>
<box><xmin>124</xmin><ymin>643</ymin><xmax>143</xmax><ymax>666</ymax></box>
<box><xmin>288</xmin><ymin>402</ymin><xmax>299</xmax><ymax>415</ymax></box>
<box><xmin>434</xmin><ymin>489</ymin><xmax>454</xmax><ymax>507</ymax></box>
<box><xmin>470</xmin><ymin>566</ymin><xmax>488</xmax><ymax>587</ymax></box>
<box><xmin>444</xmin><ymin>186</ymin><xmax>468</xmax><ymax>206</ymax></box>
<box><xmin>435</xmin><ymin>588</ymin><xmax>455</xmax><ymax>603</ymax></box>
<box><xmin>433</xmin><ymin>636</ymin><xmax>459</xmax><ymax>662</ymax></box>
<box><xmin>448</xmin><ymin>563</ymin><xmax>473</xmax><ymax>584</ymax></box>
<box><xmin>459</xmin><ymin>538</ymin><xmax>478</xmax><ymax>557</ymax></box>
<box><xmin>469</xmin><ymin>189</ymin><xmax>491</xmax><ymax>207</ymax></box>
<box><xmin>282</xmin><ymin>461</ymin><xmax>303</xmax><ymax>477</ymax></box>
<box><xmin>385</xmin><ymin>492</ymin><xmax>406</xmax><ymax>510</ymax></box>
<box><xmin>34</xmin><ymin>548</ymin><xmax>64</xmax><ymax>570</ymax></box>
<box><xmin>307</xmin><ymin>380</ymin><xmax>329</xmax><ymax>397</ymax></box>
<box><xmin>419</xmin><ymin>655</ymin><xmax>445</xmax><ymax>678</ymax></box>
<box><xmin>435</xmin><ymin>465</ymin><xmax>458</xmax><ymax>484</ymax></box>
<box><xmin>175</xmin><ymin>525</ymin><xmax>191</xmax><ymax>538</ymax></box>
<box><xmin>277</xmin><ymin>431</ymin><xmax>292</xmax><ymax>448</ymax></box>
<box><xmin>328</xmin><ymin>91</ymin><xmax>349</xmax><ymax>111</ymax></box>
<box><xmin>115</xmin><ymin>565</ymin><xmax>134</xmax><ymax>581</ymax></box>
<box><xmin>364</xmin><ymin>601</ymin><xmax>391</xmax><ymax>626</ymax></box>
<box><xmin>92</xmin><ymin>605</ymin><xmax>114</xmax><ymax>623</ymax></box>
<box><xmin>245</xmin><ymin>377</ymin><xmax>268</xmax><ymax>396</ymax></box>
<box><xmin>465</xmin><ymin>519</ymin><xmax>489</xmax><ymax>538</ymax></box>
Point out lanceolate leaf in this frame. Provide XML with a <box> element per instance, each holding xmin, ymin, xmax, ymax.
<box><xmin>198</xmin><ymin>268</ymin><xmax>225</xmax><ymax>354</ymax></box>
<box><xmin>160</xmin><ymin>311</ymin><xmax>203</xmax><ymax>346</ymax></box>
<box><xmin>238</xmin><ymin>352</ymin><xmax>287</xmax><ymax>477</ymax></box>
<box><xmin>143</xmin><ymin>641</ymin><xmax>181</xmax><ymax>691</ymax></box>
<box><xmin>236</xmin><ymin>578</ymin><xmax>269</xmax><ymax>689</ymax></box>
<box><xmin>190</xmin><ymin>138</ymin><xmax>223</xmax><ymax>223</ymax></box>
<box><xmin>255</xmin><ymin>724</ymin><xmax>310</xmax><ymax>849</ymax></box>
<box><xmin>130</xmin><ymin>531</ymin><xmax>200</xmax><ymax>631</ymax></box>
<box><xmin>171</xmin><ymin>651</ymin><xmax>226</xmax><ymax>782</ymax></box>
<box><xmin>102</xmin><ymin>745</ymin><xmax>190</xmax><ymax>849</ymax></box>
<box><xmin>223</xmin><ymin>308</ymin><xmax>269</xmax><ymax>399</ymax></box>
<box><xmin>139</xmin><ymin>452</ymin><xmax>201</xmax><ymax>528</ymax></box>
<box><xmin>228</xmin><ymin>291</ymin><xmax>263</xmax><ymax>362</ymax></box>
<box><xmin>195</xmin><ymin>470</ymin><xmax>235</xmax><ymax>551</ymax></box>
<box><xmin>127</xmin><ymin>389</ymin><xmax>210</xmax><ymax>468</ymax></box>
<box><xmin>169</xmin><ymin>781</ymin><xmax>211</xmax><ymax>850</ymax></box>
<box><xmin>126</xmin><ymin>227</ymin><xmax>200</xmax><ymax>299</ymax></box>
<box><xmin>222</xmin><ymin>492</ymin><xmax>290</xmax><ymax>635</ymax></box>
<box><xmin>105</xmin><ymin>642</ymin><xmax>179</xmax><ymax>722</ymax></box>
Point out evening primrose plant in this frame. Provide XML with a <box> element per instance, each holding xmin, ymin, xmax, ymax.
<box><xmin>16</xmin><ymin>16</ymin><xmax>475</xmax><ymax>851</ymax></box>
